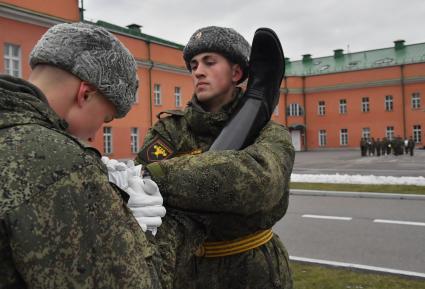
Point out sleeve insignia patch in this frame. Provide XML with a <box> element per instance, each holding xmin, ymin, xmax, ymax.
<box><xmin>142</xmin><ymin>136</ymin><xmax>175</xmax><ymax>163</ymax></box>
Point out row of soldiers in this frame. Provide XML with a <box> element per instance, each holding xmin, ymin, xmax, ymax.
<box><xmin>360</xmin><ymin>136</ymin><xmax>415</xmax><ymax>157</ymax></box>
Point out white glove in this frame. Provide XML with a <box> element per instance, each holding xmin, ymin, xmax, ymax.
<box><xmin>126</xmin><ymin>176</ymin><xmax>166</xmax><ymax>235</ymax></box>
<box><xmin>125</xmin><ymin>160</ymin><xmax>142</xmax><ymax>178</ymax></box>
<box><xmin>101</xmin><ymin>157</ymin><xmax>142</xmax><ymax>190</ymax></box>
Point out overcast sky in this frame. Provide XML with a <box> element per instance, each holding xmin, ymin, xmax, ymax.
<box><xmin>83</xmin><ymin>0</ymin><xmax>425</xmax><ymax>61</ymax></box>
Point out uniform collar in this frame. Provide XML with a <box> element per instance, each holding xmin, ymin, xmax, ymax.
<box><xmin>0</xmin><ymin>75</ymin><xmax>69</xmax><ymax>131</ymax></box>
<box><xmin>185</xmin><ymin>87</ymin><xmax>244</xmax><ymax>137</ymax></box>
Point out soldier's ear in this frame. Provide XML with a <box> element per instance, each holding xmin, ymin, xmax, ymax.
<box><xmin>76</xmin><ymin>81</ymin><xmax>96</xmax><ymax>107</ymax></box>
<box><xmin>231</xmin><ymin>64</ymin><xmax>243</xmax><ymax>84</ymax></box>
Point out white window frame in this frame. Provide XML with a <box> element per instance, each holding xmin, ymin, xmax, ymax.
<box><xmin>318</xmin><ymin>101</ymin><xmax>326</xmax><ymax>116</ymax></box>
<box><xmin>274</xmin><ymin>106</ymin><xmax>279</xmax><ymax>116</ymax></box>
<box><xmin>413</xmin><ymin>125</ymin><xmax>422</xmax><ymax>144</ymax></box>
<box><xmin>154</xmin><ymin>84</ymin><xmax>161</xmax><ymax>106</ymax></box>
<box><xmin>174</xmin><ymin>86</ymin><xmax>181</xmax><ymax>108</ymax></box>
<box><xmin>411</xmin><ymin>92</ymin><xmax>421</xmax><ymax>109</ymax></box>
<box><xmin>340</xmin><ymin>128</ymin><xmax>348</xmax><ymax>146</ymax></box>
<box><xmin>362</xmin><ymin>128</ymin><xmax>370</xmax><ymax>139</ymax></box>
<box><xmin>385</xmin><ymin>95</ymin><xmax>393</xmax><ymax>112</ymax></box>
<box><xmin>386</xmin><ymin>126</ymin><xmax>394</xmax><ymax>141</ymax></box>
<box><xmin>339</xmin><ymin>99</ymin><xmax>347</xmax><ymax>114</ymax></box>
<box><xmin>103</xmin><ymin>127</ymin><xmax>113</xmax><ymax>155</ymax></box>
<box><xmin>288</xmin><ymin>103</ymin><xmax>303</xmax><ymax>116</ymax></box>
<box><xmin>318</xmin><ymin>130</ymin><xmax>327</xmax><ymax>146</ymax></box>
<box><xmin>134</xmin><ymin>92</ymin><xmax>139</xmax><ymax>104</ymax></box>
<box><xmin>4</xmin><ymin>43</ymin><xmax>21</xmax><ymax>77</ymax></box>
<box><xmin>130</xmin><ymin>127</ymin><xmax>139</xmax><ymax>154</ymax></box>
<box><xmin>361</xmin><ymin>97</ymin><xmax>369</xmax><ymax>112</ymax></box>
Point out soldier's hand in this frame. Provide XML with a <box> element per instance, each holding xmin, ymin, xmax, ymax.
<box><xmin>126</xmin><ymin>176</ymin><xmax>166</xmax><ymax>235</ymax></box>
<box><xmin>125</xmin><ymin>159</ymin><xmax>142</xmax><ymax>178</ymax></box>
<box><xmin>101</xmin><ymin>156</ymin><xmax>129</xmax><ymax>189</ymax></box>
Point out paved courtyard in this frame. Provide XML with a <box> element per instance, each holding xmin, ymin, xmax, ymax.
<box><xmin>293</xmin><ymin>149</ymin><xmax>425</xmax><ymax>177</ymax></box>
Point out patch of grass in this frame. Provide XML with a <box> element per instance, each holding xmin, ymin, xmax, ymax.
<box><xmin>291</xmin><ymin>261</ymin><xmax>425</xmax><ymax>289</ymax></box>
<box><xmin>290</xmin><ymin>182</ymin><xmax>425</xmax><ymax>195</ymax></box>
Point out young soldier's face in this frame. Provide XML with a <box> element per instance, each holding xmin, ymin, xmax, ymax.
<box><xmin>189</xmin><ymin>52</ymin><xmax>242</xmax><ymax>112</ymax></box>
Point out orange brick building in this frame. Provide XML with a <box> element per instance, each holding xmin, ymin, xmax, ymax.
<box><xmin>1</xmin><ymin>0</ymin><xmax>424</xmax><ymax>158</ymax></box>
<box><xmin>284</xmin><ymin>46</ymin><xmax>425</xmax><ymax>151</ymax></box>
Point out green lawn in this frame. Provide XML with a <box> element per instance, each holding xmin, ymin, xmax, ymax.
<box><xmin>291</xmin><ymin>261</ymin><xmax>425</xmax><ymax>289</ymax></box>
<box><xmin>290</xmin><ymin>182</ymin><xmax>425</xmax><ymax>195</ymax></box>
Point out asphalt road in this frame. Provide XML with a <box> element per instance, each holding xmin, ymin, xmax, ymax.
<box><xmin>274</xmin><ymin>194</ymin><xmax>425</xmax><ymax>274</ymax></box>
<box><xmin>293</xmin><ymin>149</ymin><xmax>425</xmax><ymax>177</ymax></box>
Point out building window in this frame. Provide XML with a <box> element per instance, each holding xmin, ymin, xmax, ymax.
<box><xmin>362</xmin><ymin>128</ymin><xmax>370</xmax><ymax>139</ymax></box>
<box><xmin>339</xmin><ymin>99</ymin><xmax>347</xmax><ymax>114</ymax></box>
<box><xmin>411</xmin><ymin>92</ymin><xmax>421</xmax><ymax>109</ymax></box>
<box><xmin>154</xmin><ymin>84</ymin><xmax>161</xmax><ymax>106</ymax></box>
<box><xmin>318</xmin><ymin>101</ymin><xmax>326</xmax><ymax>116</ymax></box>
<box><xmin>413</xmin><ymin>125</ymin><xmax>422</xmax><ymax>144</ymax></box>
<box><xmin>103</xmin><ymin>127</ymin><xmax>112</xmax><ymax>155</ymax></box>
<box><xmin>318</xmin><ymin>130</ymin><xmax>327</xmax><ymax>146</ymax></box>
<box><xmin>273</xmin><ymin>106</ymin><xmax>279</xmax><ymax>116</ymax></box>
<box><xmin>4</xmin><ymin>43</ymin><xmax>21</xmax><ymax>77</ymax></box>
<box><xmin>385</xmin><ymin>95</ymin><xmax>393</xmax><ymax>111</ymax></box>
<box><xmin>131</xmin><ymin>127</ymin><xmax>139</xmax><ymax>154</ymax></box>
<box><xmin>174</xmin><ymin>86</ymin><xmax>181</xmax><ymax>107</ymax></box>
<box><xmin>134</xmin><ymin>91</ymin><xmax>139</xmax><ymax>104</ymax></box>
<box><xmin>287</xmin><ymin>103</ymin><xmax>303</xmax><ymax>116</ymax></box>
<box><xmin>386</xmin><ymin>126</ymin><xmax>394</xmax><ymax>141</ymax></box>
<box><xmin>361</xmin><ymin>97</ymin><xmax>369</xmax><ymax>112</ymax></box>
<box><xmin>340</xmin><ymin>128</ymin><xmax>348</xmax><ymax>145</ymax></box>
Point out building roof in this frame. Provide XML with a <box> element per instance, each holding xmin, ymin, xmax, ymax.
<box><xmin>286</xmin><ymin>41</ymin><xmax>425</xmax><ymax>76</ymax></box>
<box><xmin>93</xmin><ymin>20</ymin><xmax>185</xmax><ymax>50</ymax></box>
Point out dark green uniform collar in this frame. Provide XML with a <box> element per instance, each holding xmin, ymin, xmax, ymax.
<box><xmin>0</xmin><ymin>75</ymin><xmax>69</xmax><ymax>131</ymax></box>
<box><xmin>185</xmin><ymin>87</ymin><xmax>244</xmax><ymax>137</ymax></box>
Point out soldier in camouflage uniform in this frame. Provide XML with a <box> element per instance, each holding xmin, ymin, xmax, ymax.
<box><xmin>0</xmin><ymin>23</ymin><xmax>162</xmax><ymax>288</ymax></box>
<box><xmin>136</xmin><ymin>26</ymin><xmax>295</xmax><ymax>289</ymax></box>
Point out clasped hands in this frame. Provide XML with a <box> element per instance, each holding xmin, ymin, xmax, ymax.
<box><xmin>101</xmin><ymin>157</ymin><xmax>166</xmax><ymax>235</ymax></box>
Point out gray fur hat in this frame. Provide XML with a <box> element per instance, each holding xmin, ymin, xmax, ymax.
<box><xmin>29</xmin><ymin>22</ymin><xmax>138</xmax><ymax>118</ymax></box>
<box><xmin>183</xmin><ymin>26</ymin><xmax>250</xmax><ymax>83</ymax></box>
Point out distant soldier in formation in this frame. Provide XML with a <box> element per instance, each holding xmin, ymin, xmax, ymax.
<box><xmin>359</xmin><ymin>135</ymin><xmax>414</xmax><ymax>158</ymax></box>
<box><xmin>375</xmin><ymin>138</ymin><xmax>382</xmax><ymax>156</ymax></box>
<box><xmin>370</xmin><ymin>137</ymin><xmax>376</xmax><ymax>156</ymax></box>
<box><xmin>360</xmin><ymin>137</ymin><xmax>367</xmax><ymax>156</ymax></box>
<box><xmin>381</xmin><ymin>137</ymin><xmax>388</xmax><ymax>156</ymax></box>
<box><xmin>408</xmin><ymin>136</ymin><xmax>415</xmax><ymax>156</ymax></box>
<box><xmin>393</xmin><ymin>136</ymin><xmax>404</xmax><ymax>156</ymax></box>
<box><xmin>404</xmin><ymin>138</ymin><xmax>409</xmax><ymax>154</ymax></box>
<box><xmin>366</xmin><ymin>138</ymin><xmax>372</xmax><ymax>156</ymax></box>
<box><xmin>386</xmin><ymin>137</ymin><xmax>392</xmax><ymax>155</ymax></box>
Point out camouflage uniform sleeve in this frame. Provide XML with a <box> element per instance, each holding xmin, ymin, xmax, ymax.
<box><xmin>3</xmin><ymin>164</ymin><xmax>160</xmax><ymax>289</ymax></box>
<box><xmin>147</xmin><ymin>121</ymin><xmax>295</xmax><ymax>216</ymax></box>
<box><xmin>135</xmin><ymin>127</ymin><xmax>158</xmax><ymax>166</ymax></box>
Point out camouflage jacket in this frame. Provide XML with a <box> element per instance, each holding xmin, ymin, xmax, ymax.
<box><xmin>136</xmin><ymin>89</ymin><xmax>295</xmax><ymax>240</ymax></box>
<box><xmin>0</xmin><ymin>75</ymin><xmax>161</xmax><ymax>289</ymax></box>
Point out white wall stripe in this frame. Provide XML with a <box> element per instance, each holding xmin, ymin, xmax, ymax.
<box><xmin>290</xmin><ymin>256</ymin><xmax>425</xmax><ymax>278</ymax></box>
<box><xmin>302</xmin><ymin>214</ymin><xmax>352</xmax><ymax>221</ymax></box>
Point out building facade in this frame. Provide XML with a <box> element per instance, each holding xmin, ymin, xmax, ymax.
<box><xmin>1</xmin><ymin>0</ymin><xmax>424</xmax><ymax>159</ymax></box>
<box><xmin>284</xmin><ymin>45</ymin><xmax>425</xmax><ymax>151</ymax></box>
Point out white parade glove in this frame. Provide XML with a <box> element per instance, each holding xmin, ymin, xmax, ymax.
<box><xmin>127</xmin><ymin>176</ymin><xmax>166</xmax><ymax>235</ymax></box>
<box><xmin>101</xmin><ymin>156</ymin><xmax>129</xmax><ymax>189</ymax></box>
<box><xmin>125</xmin><ymin>160</ymin><xmax>142</xmax><ymax>178</ymax></box>
<box><xmin>101</xmin><ymin>157</ymin><xmax>143</xmax><ymax>191</ymax></box>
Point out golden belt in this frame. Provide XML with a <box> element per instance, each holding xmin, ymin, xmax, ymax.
<box><xmin>195</xmin><ymin>229</ymin><xmax>274</xmax><ymax>258</ymax></box>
